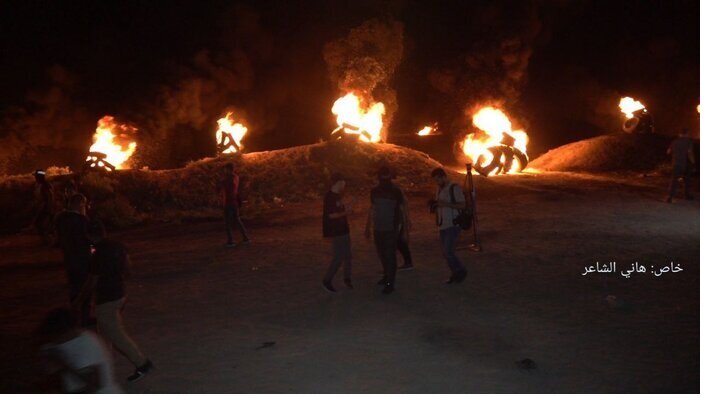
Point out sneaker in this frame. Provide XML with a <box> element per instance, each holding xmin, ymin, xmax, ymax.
<box><xmin>454</xmin><ymin>270</ymin><xmax>467</xmax><ymax>283</ymax></box>
<box><xmin>663</xmin><ymin>197</ymin><xmax>673</xmax><ymax>203</ymax></box>
<box><xmin>445</xmin><ymin>275</ymin><xmax>456</xmax><ymax>284</ymax></box>
<box><xmin>377</xmin><ymin>277</ymin><xmax>387</xmax><ymax>286</ymax></box>
<box><xmin>226</xmin><ymin>242</ymin><xmax>237</xmax><ymax>248</ymax></box>
<box><xmin>127</xmin><ymin>360</ymin><xmax>154</xmax><ymax>382</ymax></box>
<box><xmin>242</xmin><ymin>238</ymin><xmax>252</xmax><ymax>244</ymax></box>
<box><xmin>344</xmin><ymin>279</ymin><xmax>354</xmax><ymax>289</ymax></box>
<box><xmin>322</xmin><ymin>280</ymin><xmax>336</xmax><ymax>293</ymax></box>
<box><xmin>398</xmin><ymin>264</ymin><xmax>414</xmax><ymax>271</ymax></box>
<box><xmin>382</xmin><ymin>284</ymin><xmax>394</xmax><ymax>295</ymax></box>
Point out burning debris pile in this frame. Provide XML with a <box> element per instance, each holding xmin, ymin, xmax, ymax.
<box><xmin>215</xmin><ymin>112</ymin><xmax>248</xmax><ymax>154</ymax></box>
<box><xmin>84</xmin><ymin>116</ymin><xmax>137</xmax><ymax>172</ymax></box>
<box><xmin>457</xmin><ymin>106</ymin><xmax>529</xmax><ymax>176</ymax></box>
<box><xmin>619</xmin><ymin>97</ymin><xmax>654</xmax><ymax>135</ymax></box>
<box><xmin>330</xmin><ymin>93</ymin><xmax>385</xmax><ymax>142</ymax></box>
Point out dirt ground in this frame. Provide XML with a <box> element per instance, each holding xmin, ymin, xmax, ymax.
<box><xmin>0</xmin><ymin>171</ymin><xmax>699</xmax><ymax>393</ymax></box>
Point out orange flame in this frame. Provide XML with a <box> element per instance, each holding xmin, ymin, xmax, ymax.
<box><xmin>86</xmin><ymin>116</ymin><xmax>137</xmax><ymax>169</ymax></box>
<box><xmin>216</xmin><ymin>112</ymin><xmax>248</xmax><ymax>154</ymax></box>
<box><xmin>417</xmin><ymin>123</ymin><xmax>439</xmax><ymax>136</ymax></box>
<box><xmin>331</xmin><ymin>93</ymin><xmax>385</xmax><ymax>143</ymax></box>
<box><xmin>619</xmin><ymin>97</ymin><xmax>646</xmax><ymax>119</ymax></box>
<box><xmin>460</xmin><ymin>107</ymin><xmax>529</xmax><ymax>175</ymax></box>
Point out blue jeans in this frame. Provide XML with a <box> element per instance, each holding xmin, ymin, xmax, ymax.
<box><xmin>440</xmin><ymin>226</ymin><xmax>465</xmax><ymax>274</ymax></box>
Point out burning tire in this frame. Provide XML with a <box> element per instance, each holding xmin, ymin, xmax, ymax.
<box><xmin>621</xmin><ymin>108</ymin><xmax>654</xmax><ymax>135</ymax></box>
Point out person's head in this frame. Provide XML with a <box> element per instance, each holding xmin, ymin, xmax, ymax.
<box><xmin>224</xmin><ymin>163</ymin><xmax>234</xmax><ymax>174</ymax></box>
<box><xmin>431</xmin><ymin>167</ymin><xmax>448</xmax><ymax>186</ymax></box>
<box><xmin>38</xmin><ymin>308</ymin><xmax>77</xmax><ymax>342</ymax></box>
<box><xmin>33</xmin><ymin>170</ymin><xmax>46</xmax><ymax>183</ymax></box>
<box><xmin>377</xmin><ymin>166</ymin><xmax>393</xmax><ymax>184</ymax></box>
<box><xmin>68</xmin><ymin>193</ymin><xmax>87</xmax><ymax>214</ymax></box>
<box><xmin>87</xmin><ymin>219</ymin><xmax>107</xmax><ymax>243</ymax></box>
<box><xmin>330</xmin><ymin>173</ymin><xmax>346</xmax><ymax>193</ymax></box>
<box><xmin>680</xmin><ymin>128</ymin><xmax>691</xmax><ymax>137</ymax></box>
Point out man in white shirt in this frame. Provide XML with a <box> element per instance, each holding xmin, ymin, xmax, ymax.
<box><xmin>431</xmin><ymin>168</ymin><xmax>468</xmax><ymax>284</ymax></box>
<box><xmin>39</xmin><ymin>308</ymin><xmax>122</xmax><ymax>393</ymax></box>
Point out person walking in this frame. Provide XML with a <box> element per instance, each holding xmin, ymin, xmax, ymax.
<box><xmin>665</xmin><ymin>128</ymin><xmax>696</xmax><ymax>203</ymax></box>
<box><xmin>365</xmin><ymin>166</ymin><xmax>408</xmax><ymax>295</ymax></box>
<box><xmin>55</xmin><ymin>194</ymin><xmax>93</xmax><ymax>327</ymax></box>
<box><xmin>38</xmin><ymin>308</ymin><xmax>122</xmax><ymax>393</ymax></box>
<box><xmin>322</xmin><ymin>173</ymin><xmax>354</xmax><ymax>292</ymax></box>
<box><xmin>219</xmin><ymin>163</ymin><xmax>250</xmax><ymax>246</ymax></box>
<box><xmin>430</xmin><ymin>168</ymin><xmax>468</xmax><ymax>284</ymax></box>
<box><xmin>74</xmin><ymin>220</ymin><xmax>153</xmax><ymax>383</ymax></box>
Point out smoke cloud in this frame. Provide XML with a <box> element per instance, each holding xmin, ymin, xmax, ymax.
<box><xmin>323</xmin><ymin>18</ymin><xmax>404</xmax><ymax>142</ymax></box>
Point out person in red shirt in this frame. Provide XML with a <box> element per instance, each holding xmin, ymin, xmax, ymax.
<box><xmin>220</xmin><ymin>163</ymin><xmax>250</xmax><ymax>247</ymax></box>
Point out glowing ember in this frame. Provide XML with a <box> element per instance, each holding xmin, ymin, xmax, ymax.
<box><xmin>86</xmin><ymin>116</ymin><xmax>137</xmax><ymax>170</ymax></box>
<box><xmin>216</xmin><ymin>112</ymin><xmax>248</xmax><ymax>154</ymax></box>
<box><xmin>619</xmin><ymin>97</ymin><xmax>646</xmax><ymax>119</ymax></box>
<box><xmin>460</xmin><ymin>107</ymin><xmax>529</xmax><ymax>176</ymax></box>
<box><xmin>331</xmin><ymin>93</ymin><xmax>385</xmax><ymax>143</ymax></box>
<box><xmin>417</xmin><ymin>123</ymin><xmax>440</xmax><ymax>136</ymax></box>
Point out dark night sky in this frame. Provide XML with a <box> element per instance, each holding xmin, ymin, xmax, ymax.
<box><xmin>0</xmin><ymin>0</ymin><xmax>699</xmax><ymax>171</ymax></box>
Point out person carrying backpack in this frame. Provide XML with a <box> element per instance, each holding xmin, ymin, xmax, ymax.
<box><xmin>430</xmin><ymin>168</ymin><xmax>468</xmax><ymax>284</ymax></box>
<box><xmin>365</xmin><ymin>166</ymin><xmax>409</xmax><ymax>295</ymax></box>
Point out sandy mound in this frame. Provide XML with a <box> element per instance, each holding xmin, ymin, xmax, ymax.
<box><xmin>0</xmin><ymin>140</ymin><xmax>443</xmax><ymax>233</ymax></box>
<box><xmin>528</xmin><ymin>134</ymin><xmax>676</xmax><ymax>173</ymax></box>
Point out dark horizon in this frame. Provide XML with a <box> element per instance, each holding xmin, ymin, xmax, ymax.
<box><xmin>0</xmin><ymin>0</ymin><xmax>699</xmax><ymax>173</ymax></box>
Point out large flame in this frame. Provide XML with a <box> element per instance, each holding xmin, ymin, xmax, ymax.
<box><xmin>460</xmin><ymin>107</ymin><xmax>529</xmax><ymax>175</ymax></box>
<box><xmin>216</xmin><ymin>112</ymin><xmax>248</xmax><ymax>154</ymax></box>
<box><xmin>619</xmin><ymin>97</ymin><xmax>646</xmax><ymax>119</ymax></box>
<box><xmin>86</xmin><ymin>116</ymin><xmax>137</xmax><ymax>170</ymax></box>
<box><xmin>331</xmin><ymin>93</ymin><xmax>385</xmax><ymax>143</ymax></box>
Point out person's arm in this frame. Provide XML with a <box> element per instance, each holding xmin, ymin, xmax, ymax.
<box><xmin>401</xmin><ymin>191</ymin><xmax>411</xmax><ymax>232</ymax></box>
<box><xmin>364</xmin><ymin>205</ymin><xmax>373</xmax><ymax>239</ymax></box>
<box><xmin>123</xmin><ymin>246</ymin><xmax>133</xmax><ymax>280</ymax></box>
<box><xmin>72</xmin><ymin>274</ymin><xmax>97</xmax><ymax>309</ymax></box>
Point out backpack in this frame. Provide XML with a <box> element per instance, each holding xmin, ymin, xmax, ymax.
<box><xmin>449</xmin><ymin>183</ymin><xmax>473</xmax><ymax>230</ymax></box>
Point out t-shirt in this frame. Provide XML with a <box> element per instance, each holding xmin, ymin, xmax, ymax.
<box><xmin>221</xmin><ymin>173</ymin><xmax>240</xmax><ymax>207</ymax></box>
<box><xmin>91</xmin><ymin>239</ymin><xmax>128</xmax><ymax>305</ymax></box>
<box><xmin>436</xmin><ymin>183</ymin><xmax>465</xmax><ymax>231</ymax></box>
<box><xmin>670</xmin><ymin>137</ymin><xmax>693</xmax><ymax>168</ymax></box>
<box><xmin>55</xmin><ymin>211</ymin><xmax>92</xmax><ymax>273</ymax></box>
<box><xmin>370</xmin><ymin>181</ymin><xmax>405</xmax><ymax>232</ymax></box>
<box><xmin>323</xmin><ymin>191</ymin><xmax>350</xmax><ymax>238</ymax></box>
<box><xmin>41</xmin><ymin>331</ymin><xmax>122</xmax><ymax>393</ymax></box>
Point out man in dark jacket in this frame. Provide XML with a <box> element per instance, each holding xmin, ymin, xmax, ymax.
<box><xmin>665</xmin><ymin>128</ymin><xmax>696</xmax><ymax>203</ymax></box>
<box><xmin>74</xmin><ymin>220</ymin><xmax>153</xmax><ymax>383</ymax></box>
<box><xmin>365</xmin><ymin>166</ymin><xmax>409</xmax><ymax>294</ymax></box>
<box><xmin>55</xmin><ymin>193</ymin><xmax>92</xmax><ymax>326</ymax></box>
<box><xmin>220</xmin><ymin>163</ymin><xmax>250</xmax><ymax>247</ymax></box>
<box><xmin>322</xmin><ymin>173</ymin><xmax>354</xmax><ymax>292</ymax></box>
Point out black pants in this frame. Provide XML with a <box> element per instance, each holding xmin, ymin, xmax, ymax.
<box><xmin>668</xmin><ymin>166</ymin><xmax>692</xmax><ymax>198</ymax></box>
<box><xmin>225</xmin><ymin>204</ymin><xmax>249</xmax><ymax>243</ymax></box>
<box><xmin>67</xmin><ymin>269</ymin><xmax>91</xmax><ymax>327</ymax></box>
<box><xmin>396</xmin><ymin>226</ymin><xmax>413</xmax><ymax>266</ymax></box>
<box><xmin>374</xmin><ymin>230</ymin><xmax>399</xmax><ymax>287</ymax></box>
